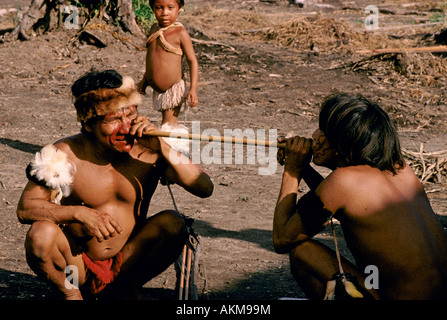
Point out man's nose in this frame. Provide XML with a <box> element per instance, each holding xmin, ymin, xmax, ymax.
<box><xmin>118</xmin><ymin>120</ymin><xmax>131</xmax><ymax>133</ymax></box>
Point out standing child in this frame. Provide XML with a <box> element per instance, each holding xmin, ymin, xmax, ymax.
<box><xmin>138</xmin><ymin>0</ymin><xmax>198</xmax><ymax>154</ymax></box>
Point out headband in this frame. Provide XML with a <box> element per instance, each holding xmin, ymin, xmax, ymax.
<box><xmin>74</xmin><ymin>76</ymin><xmax>141</xmax><ymax>122</ymax></box>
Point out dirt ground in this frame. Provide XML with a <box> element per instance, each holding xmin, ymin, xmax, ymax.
<box><xmin>0</xmin><ymin>0</ymin><xmax>446</xmax><ymax>300</ymax></box>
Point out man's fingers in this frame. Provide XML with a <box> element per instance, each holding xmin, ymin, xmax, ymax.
<box><xmin>304</xmin><ymin>138</ymin><xmax>313</xmax><ymax>151</ymax></box>
<box><xmin>90</xmin><ymin>212</ymin><xmax>123</xmax><ymax>242</ymax></box>
<box><xmin>286</xmin><ymin>136</ymin><xmax>301</xmax><ymax>152</ymax></box>
<box><xmin>94</xmin><ymin>229</ymin><xmax>104</xmax><ymax>242</ymax></box>
<box><xmin>133</xmin><ymin>115</ymin><xmax>148</xmax><ymax>124</ymax></box>
<box><xmin>129</xmin><ymin>121</ymin><xmax>155</xmax><ymax>138</ymax></box>
<box><xmin>109</xmin><ymin>218</ymin><xmax>122</xmax><ymax>234</ymax></box>
<box><xmin>286</xmin><ymin>137</ymin><xmax>294</xmax><ymax>151</ymax></box>
<box><xmin>102</xmin><ymin>216</ymin><xmax>122</xmax><ymax>238</ymax></box>
<box><xmin>99</xmin><ymin>225</ymin><xmax>111</xmax><ymax>240</ymax></box>
<box><xmin>104</xmin><ymin>222</ymin><xmax>117</xmax><ymax>238</ymax></box>
<box><xmin>131</xmin><ymin>122</ymin><xmax>156</xmax><ymax>137</ymax></box>
<box><xmin>135</xmin><ymin>123</ymin><xmax>147</xmax><ymax>137</ymax></box>
<box><xmin>289</xmin><ymin>136</ymin><xmax>312</xmax><ymax>151</ymax></box>
<box><xmin>297</xmin><ymin>137</ymin><xmax>308</xmax><ymax>150</ymax></box>
<box><xmin>129</xmin><ymin>121</ymin><xmax>146</xmax><ymax>137</ymax></box>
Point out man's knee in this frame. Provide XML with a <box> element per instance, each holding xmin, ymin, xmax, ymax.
<box><xmin>25</xmin><ymin>221</ymin><xmax>61</xmax><ymax>259</ymax></box>
<box><xmin>289</xmin><ymin>240</ymin><xmax>342</xmax><ymax>284</ymax></box>
<box><xmin>156</xmin><ymin>210</ymin><xmax>187</xmax><ymax>239</ymax></box>
<box><xmin>289</xmin><ymin>240</ymin><xmax>321</xmax><ymax>279</ymax></box>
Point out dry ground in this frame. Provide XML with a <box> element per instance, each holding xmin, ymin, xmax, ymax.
<box><xmin>0</xmin><ymin>0</ymin><xmax>446</xmax><ymax>300</ymax></box>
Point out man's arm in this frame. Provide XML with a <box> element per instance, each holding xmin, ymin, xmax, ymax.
<box><xmin>273</xmin><ymin>170</ymin><xmax>309</xmax><ymax>253</ymax></box>
<box><xmin>18</xmin><ymin>182</ymin><xmax>78</xmax><ymax>224</ymax></box>
<box><xmin>130</xmin><ymin>121</ymin><xmax>213</xmax><ymax>198</ymax></box>
<box><xmin>273</xmin><ymin>137</ymin><xmax>316</xmax><ymax>253</ymax></box>
<box><xmin>17</xmin><ymin>182</ymin><xmax>122</xmax><ymax>242</ymax></box>
<box><xmin>161</xmin><ymin>141</ymin><xmax>214</xmax><ymax>198</ymax></box>
<box><xmin>301</xmin><ymin>164</ymin><xmax>324</xmax><ymax>191</ymax></box>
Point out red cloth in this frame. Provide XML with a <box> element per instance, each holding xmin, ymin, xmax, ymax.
<box><xmin>82</xmin><ymin>252</ymin><xmax>123</xmax><ymax>294</ymax></box>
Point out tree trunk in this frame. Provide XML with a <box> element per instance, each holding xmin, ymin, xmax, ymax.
<box><xmin>117</xmin><ymin>0</ymin><xmax>144</xmax><ymax>38</ymax></box>
<box><xmin>4</xmin><ymin>0</ymin><xmax>143</xmax><ymax>41</ymax></box>
<box><xmin>6</xmin><ymin>0</ymin><xmax>46</xmax><ymax>40</ymax></box>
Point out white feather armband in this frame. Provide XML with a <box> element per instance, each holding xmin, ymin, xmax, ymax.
<box><xmin>159</xmin><ymin>123</ymin><xmax>190</xmax><ymax>157</ymax></box>
<box><xmin>26</xmin><ymin>144</ymin><xmax>75</xmax><ymax>204</ymax></box>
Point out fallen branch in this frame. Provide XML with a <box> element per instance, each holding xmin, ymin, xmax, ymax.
<box><xmin>356</xmin><ymin>22</ymin><xmax>441</xmax><ymax>33</ymax></box>
<box><xmin>402</xmin><ymin>148</ymin><xmax>447</xmax><ymax>158</ymax></box>
<box><xmin>398</xmin><ymin>118</ymin><xmax>431</xmax><ymax>133</ymax></box>
<box><xmin>191</xmin><ymin>37</ymin><xmax>235</xmax><ymax>51</ymax></box>
<box><xmin>402</xmin><ymin>144</ymin><xmax>447</xmax><ymax>184</ymax></box>
<box><xmin>356</xmin><ymin>46</ymin><xmax>447</xmax><ymax>54</ymax></box>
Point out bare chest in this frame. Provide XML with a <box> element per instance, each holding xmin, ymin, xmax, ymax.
<box><xmin>66</xmin><ymin>159</ymin><xmax>160</xmax><ymax>212</ymax></box>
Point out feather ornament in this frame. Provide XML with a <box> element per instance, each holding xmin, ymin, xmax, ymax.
<box><xmin>27</xmin><ymin>144</ymin><xmax>75</xmax><ymax>204</ymax></box>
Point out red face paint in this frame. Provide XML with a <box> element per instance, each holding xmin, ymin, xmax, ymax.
<box><xmin>106</xmin><ymin>122</ymin><xmax>133</xmax><ymax>152</ymax></box>
<box><xmin>99</xmin><ymin>106</ymin><xmax>138</xmax><ymax>153</ymax></box>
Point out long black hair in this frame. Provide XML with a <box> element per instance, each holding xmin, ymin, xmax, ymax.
<box><xmin>319</xmin><ymin>93</ymin><xmax>404</xmax><ymax>174</ymax></box>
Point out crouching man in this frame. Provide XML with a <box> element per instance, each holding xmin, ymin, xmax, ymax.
<box><xmin>17</xmin><ymin>70</ymin><xmax>213</xmax><ymax>300</ymax></box>
<box><xmin>274</xmin><ymin>93</ymin><xmax>447</xmax><ymax>299</ymax></box>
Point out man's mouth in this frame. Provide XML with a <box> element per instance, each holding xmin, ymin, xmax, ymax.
<box><xmin>112</xmin><ymin>134</ymin><xmax>134</xmax><ymax>150</ymax></box>
<box><xmin>124</xmin><ymin>134</ymin><xmax>134</xmax><ymax>144</ymax></box>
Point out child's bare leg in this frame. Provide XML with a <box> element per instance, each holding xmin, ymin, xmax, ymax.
<box><xmin>161</xmin><ymin>107</ymin><xmax>181</xmax><ymax>126</ymax></box>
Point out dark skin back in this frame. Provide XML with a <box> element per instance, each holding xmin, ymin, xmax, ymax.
<box><xmin>274</xmin><ymin>130</ymin><xmax>447</xmax><ymax>299</ymax></box>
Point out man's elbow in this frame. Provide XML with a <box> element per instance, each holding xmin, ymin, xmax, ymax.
<box><xmin>273</xmin><ymin>231</ymin><xmax>308</xmax><ymax>254</ymax></box>
<box><xmin>16</xmin><ymin>196</ymin><xmax>36</xmax><ymax>225</ymax></box>
<box><xmin>196</xmin><ymin>181</ymin><xmax>214</xmax><ymax>198</ymax></box>
<box><xmin>16</xmin><ymin>206</ymin><xmax>30</xmax><ymax>224</ymax></box>
<box><xmin>273</xmin><ymin>234</ymin><xmax>292</xmax><ymax>254</ymax></box>
<box><xmin>191</xmin><ymin>174</ymin><xmax>213</xmax><ymax>198</ymax></box>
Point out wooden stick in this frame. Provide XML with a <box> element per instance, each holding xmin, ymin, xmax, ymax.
<box><xmin>356</xmin><ymin>22</ymin><xmax>441</xmax><ymax>33</ymax></box>
<box><xmin>178</xmin><ymin>245</ymin><xmax>187</xmax><ymax>300</ymax></box>
<box><xmin>184</xmin><ymin>247</ymin><xmax>192</xmax><ymax>300</ymax></box>
<box><xmin>191</xmin><ymin>37</ymin><xmax>236</xmax><ymax>51</ymax></box>
<box><xmin>356</xmin><ymin>46</ymin><xmax>447</xmax><ymax>54</ymax></box>
<box><xmin>146</xmin><ymin>130</ymin><xmax>286</xmax><ymax>148</ymax></box>
<box><xmin>402</xmin><ymin>148</ymin><xmax>447</xmax><ymax>158</ymax></box>
<box><xmin>190</xmin><ymin>236</ymin><xmax>201</xmax><ymax>300</ymax></box>
<box><xmin>436</xmin><ymin>158</ymin><xmax>442</xmax><ymax>184</ymax></box>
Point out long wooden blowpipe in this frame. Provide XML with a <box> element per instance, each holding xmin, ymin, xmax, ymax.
<box><xmin>145</xmin><ymin>130</ymin><xmax>287</xmax><ymax>149</ymax></box>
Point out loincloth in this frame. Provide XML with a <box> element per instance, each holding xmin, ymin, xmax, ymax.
<box><xmin>82</xmin><ymin>252</ymin><xmax>123</xmax><ymax>295</ymax></box>
<box><xmin>152</xmin><ymin>79</ymin><xmax>186</xmax><ymax>112</ymax></box>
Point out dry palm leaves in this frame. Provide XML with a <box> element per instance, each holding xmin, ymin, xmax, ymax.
<box><xmin>184</xmin><ymin>10</ymin><xmax>387</xmax><ymax>53</ymax></box>
<box><xmin>255</xmin><ymin>15</ymin><xmax>386</xmax><ymax>54</ymax></box>
<box><xmin>347</xmin><ymin>52</ymin><xmax>447</xmax><ymax>86</ymax></box>
<box><xmin>342</xmin><ymin>52</ymin><xmax>447</xmax><ymax>110</ymax></box>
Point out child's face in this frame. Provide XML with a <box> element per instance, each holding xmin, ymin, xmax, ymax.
<box><xmin>152</xmin><ymin>0</ymin><xmax>182</xmax><ymax>27</ymax></box>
